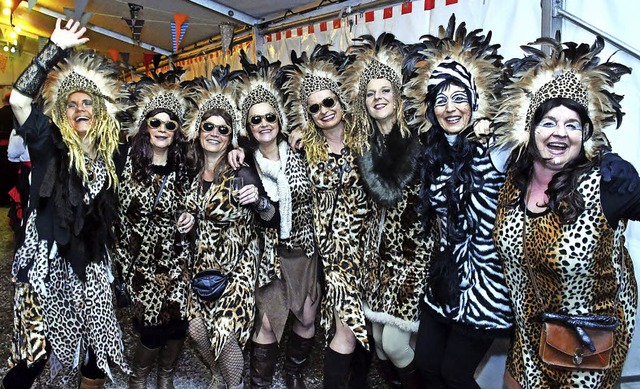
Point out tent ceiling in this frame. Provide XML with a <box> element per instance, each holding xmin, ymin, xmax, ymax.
<box><xmin>0</xmin><ymin>0</ymin><xmax>337</xmax><ymax>67</ymax></box>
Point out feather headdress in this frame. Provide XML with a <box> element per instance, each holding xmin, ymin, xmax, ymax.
<box><xmin>183</xmin><ymin>77</ymin><xmax>240</xmax><ymax>143</ymax></box>
<box><xmin>283</xmin><ymin>45</ymin><xmax>361</xmax><ymax>163</ymax></box>
<box><xmin>128</xmin><ymin>83</ymin><xmax>190</xmax><ymax>138</ymax></box>
<box><xmin>493</xmin><ymin>36</ymin><xmax>630</xmax><ymax>160</ymax></box>
<box><xmin>42</xmin><ymin>50</ymin><xmax>128</xmax><ymax>187</ymax></box>
<box><xmin>43</xmin><ymin>50</ymin><xmax>128</xmax><ymax>121</ymax></box>
<box><xmin>403</xmin><ymin>14</ymin><xmax>503</xmax><ymax>135</ymax></box>
<box><xmin>235</xmin><ymin>52</ymin><xmax>288</xmax><ymax>144</ymax></box>
<box><xmin>343</xmin><ymin>33</ymin><xmax>407</xmax><ymax>139</ymax></box>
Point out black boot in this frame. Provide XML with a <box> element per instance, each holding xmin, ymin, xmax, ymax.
<box><xmin>323</xmin><ymin>348</ymin><xmax>353</xmax><ymax>389</ymax></box>
<box><xmin>376</xmin><ymin>358</ymin><xmax>402</xmax><ymax>389</ymax></box>
<box><xmin>157</xmin><ymin>338</ymin><xmax>185</xmax><ymax>389</ymax></box>
<box><xmin>397</xmin><ymin>360</ymin><xmax>425</xmax><ymax>389</ymax></box>
<box><xmin>284</xmin><ymin>332</ymin><xmax>314</xmax><ymax>389</ymax></box>
<box><xmin>250</xmin><ymin>341</ymin><xmax>279</xmax><ymax>388</ymax></box>
<box><xmin>129</xmin><ymin>340</ymin><xmax>161</xmax><ymax>389</ymax></box>
<box><xmin>348</xmin><ymin>342</ymin><xmax>373</xmax><ymax>389</ymax></box>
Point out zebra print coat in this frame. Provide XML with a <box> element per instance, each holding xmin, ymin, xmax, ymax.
<box><xmin>421</xmin><ymin>139</ymin><xmax>513</xmax><ymax>332</ymax></box>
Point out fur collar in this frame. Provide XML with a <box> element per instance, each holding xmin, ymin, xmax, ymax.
<box><xmin>359</xmin><ymin>124</ymin><xmax>419</xmax><ymax>207</ymax></box>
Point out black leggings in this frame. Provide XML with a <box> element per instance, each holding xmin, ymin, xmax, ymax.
<box><xmin>414</xmin><ymin>310</ymin><xmax>494</xmax><ymax>389</ymax></box>
<box><xmin>2</xmin><ymin>348</ymin><xmax>104</xmax><ymax>389</ymax></box>
<box><xmin>137</xmin><ymin>319</ymin><xmax>188</xmax><ymax>349</ymax></box>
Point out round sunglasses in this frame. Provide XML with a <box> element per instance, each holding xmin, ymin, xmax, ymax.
<box><xmin>249</xmin><ymin>113</ymin><xmax>278</xmax><ymax>126</ymax></box>
<box><xmin>307</xmin><ymin>97</ymin><xmax>337</xmax><ymax>115</ymax></box>
<box><xmin>146</xmin><ymin>117</ymin><xmax>179</xmax><ymax>131</ymax></box>
<box><xmin>201</xmin><ymin>122</ymin><xmax>231</xmax><ymax>135</ymax></box>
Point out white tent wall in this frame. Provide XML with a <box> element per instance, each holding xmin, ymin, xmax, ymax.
<box><xmin>262</xmin><ymin>0</ymin><xmax>640</xmax><ymax>387</ymax></box>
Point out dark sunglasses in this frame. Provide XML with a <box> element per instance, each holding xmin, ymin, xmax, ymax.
<box><xmin>249</xmin><ymin>113</ymin><xmax>278</xmax><ymax>126</ymax></box>
<box><xmin>201</xmin><ymin>122</ymin><xmax>231</xmax><ymax>135</ymax></box>
<box><xmin>146</xmin><ymin>117</ymin><xmax>179</xmax><ymax>131</ymax></box>
<box><xmin>307</xmin><ymin>97</ymin><xmax>337</xmax><ymax>114</ymax></box>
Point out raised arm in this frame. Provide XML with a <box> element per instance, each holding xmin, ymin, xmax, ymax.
<box><xmin>10</xmin><ymin>18</ymin><xmax>89</xmax><ymax>126</ymax></box>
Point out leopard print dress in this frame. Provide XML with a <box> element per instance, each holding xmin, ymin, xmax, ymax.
<box><xmin>308</xmin><ymin>147</ymin><xmax>377</xmax><ymax>349</ymax></box>
<box><xmin>114</xmin><ymin>157</ymin><xmax>190</xmax><ymax>327</ymax></box>
<box><xmin>494</xmin><ymin>169</ymin><xmax>638</xmax><ymax>388</ymax></box>
<box><xmin>187</xmin><ymin>170</ymin><xmax>260</xmax><ymax>359</ymax></box>
<box><xmin>11</xmin><ymin>156</ymin><xmax>129</xmax><ymax>383</ymax></box>
<box><xmin>364</xmin><ymin>176</ymin><xmax>435</xmax><ymax>332</ymax></box>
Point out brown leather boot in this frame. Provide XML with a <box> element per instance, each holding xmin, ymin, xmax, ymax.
<box><xmin>250</xmin><ymin>341</ymin><xmax>279</xmax><ymax>388</ymax></box>
<box><xmin>129</xmin><ymin>340</ymin><xmax>161</xmax><ymax>389</ymax></box>
<box><xmin>79</xmin><ymin>376</ymin><xmax>105</xmax><ymax>389</ymax></box>
<box><xmin>396</xmin><ymin>360</ymin><xmax>425</xmax><ymax>389</ymax></box>
<box><xmin>284</xmin><ymin>332</ymin><xmax>314</xmax><ymax>389</ymax></box>
<box><xmin>157</xmin><ymin>338</ymin><xmax>185</xmax><ymax>389</ymax></box>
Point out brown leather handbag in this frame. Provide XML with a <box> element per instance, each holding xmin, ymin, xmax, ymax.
<box><xmin>522</xmin><ymin>210</ymin><xmax>619</xmax><ymax>371</ymax></box>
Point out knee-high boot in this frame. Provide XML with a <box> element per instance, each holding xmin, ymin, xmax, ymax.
<box><xmin>250</xmin><ymin>341</ymin><xmax>279</xmax><ymax>388</ymax></box>
<box><xmin>284</xmin><ymin>332</ymin><xmax>314</xmax><ymax>389</ymax></box>
<box><xmin>348</xmin><ymin>342</ymin><xmax>372</xmax><ymax>389</ymax></box>
<box><xmin>129</xmin><ymin>340</ymin><xmax>161</xmax><ymax>389</ymax></box>
<box><xmin>396</xmin><ymin>360</ymin><xmax>425</xmax><ymax>389</ymax></box>
<box><xmin>79</xmin><ymin>376</ymin><xmax>105</xmax><ymax>389</ymax></box>
<box><xmin>157</xmin><ymin>338</ymin><xmax>185</xmax><ymax>389</ymax></box>
<box><xmin>323</xmin><ymin>348</ymin><xmax>353</xmax><ymax>389</ymax></box>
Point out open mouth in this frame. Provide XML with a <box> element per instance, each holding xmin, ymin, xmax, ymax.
<box><xmin>75</xmin><ymin>115</ymin><xmax>90</xmax><ymax>123</ymax></box>
<box><xmin>374</xmin><ymin>103</ymin><xmax>387</xmax><ymax>110</ymax></box>
<box><xmin>320</xmin><ymin>113</ymin><xmax>335</xmax><ymax>122</ymax></box>
<box><xmin>444</xmin><ymin>116</ymin><xmax>462</xmax><ymax>124</ymax></box>
<box><xmin>547</xmin><ymin>142</ymin><xmax>568</xmax><ymax>153</ymax></box>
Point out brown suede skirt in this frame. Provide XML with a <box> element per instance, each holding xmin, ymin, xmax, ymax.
<box><xmin>254</xmin><ymin>246</ymin><xmax>320</xmax><ymax>342</ymax></box>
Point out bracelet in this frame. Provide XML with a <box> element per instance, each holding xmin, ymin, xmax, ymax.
<box><xmin>254</xmin><ymin>196</ymin><xmax>270</xmax><ymax>212</ymax></box>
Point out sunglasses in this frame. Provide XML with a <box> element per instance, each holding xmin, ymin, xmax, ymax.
<box><xmin>249</xmin><ymin>113</ymin><xmax>278</xmax><ymax>126</ymax></box>
<box><xmin>201</xmin><ymin>122</ymin><xmax>231</xmax><ymax>135</ymax></box>
<box><xmin>146</xmin><ymin>117</ymin><xmax>179</xmax><ymax>131</ymax></box>
<box><xmin>307</xmin><ymin>97</ymin><xmax>337</xmax><ymax>115</ymax></box>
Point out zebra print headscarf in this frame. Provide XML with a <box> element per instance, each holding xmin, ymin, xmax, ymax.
<box><xmin>428</xmin><ymin>58</ymin><xmax>478</xmax><ymax>111</ymax></box>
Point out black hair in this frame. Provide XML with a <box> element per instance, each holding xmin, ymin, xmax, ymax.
<box><xmin>509</xmin><ymin>97</ymin><xmax>597</xmax><ymax>223</ymax></box>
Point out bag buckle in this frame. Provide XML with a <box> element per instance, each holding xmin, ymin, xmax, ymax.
<box><xmin>573</xmin><ymin>348</ymin><xmax>584</xmax><ymax>366</ymax></box>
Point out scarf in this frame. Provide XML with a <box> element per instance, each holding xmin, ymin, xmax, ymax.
<box><xmin>254</xmin><ymin>141</ymin><xmax>292</xmax><ymax>239</ymax></box>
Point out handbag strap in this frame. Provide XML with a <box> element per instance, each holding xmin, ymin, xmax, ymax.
<box><xmin>122</xmin><ymin>174</ymin><xmax>170</xmax><ymax>279</ymax></box>
<box><xmin>521</xmin><ymin>184</ymin><xmax>624</xmax><ymax>314</ymax></box>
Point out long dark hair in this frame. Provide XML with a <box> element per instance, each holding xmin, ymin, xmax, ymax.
<box><xmin>130</xmin><ymin>108</ymin><xmax>191</xmax><ymax>186</ymax></box>
<box><xmin>242</xmin><ymin>104</ymin><xmax>287</xmax><ymax>150</ymax></box>
<box><xmin>509</xmin><ymin>97</ymin><xmax>597</xmax><ymax>223</ymax></box>
<box><xmin>417</xmin><ymin>79</ymin><xmax>483</xmax><ymax>244</ymax></box>
<box><xmin>194</xmin><ymin>108</ymin><xmax>233</xmax><ymax>184</ymax></box>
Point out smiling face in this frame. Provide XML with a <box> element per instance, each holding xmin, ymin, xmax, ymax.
<box><xmin>307</xmin><ymin>90</ymin><xmax>343</xmax><ymax>131</ymax></box>
<box><xmin>365</xmin><ymin>78</ymin><xmax>395</xmax><ymax>122</ymax></box>
<box><xmin>147</xmin><ymin>111</ymin><xmax>177</xmax><ymax>151</ymax></box>
<box><xmin>248</xmin><ymin>102</ymin><xmax>280</xmax><ymax>146</ymax></box>
<box><xmin>65</xmin><ymin>91</ymin><xmax>93</xmax><ymax>138</ymax></box>
<box><xmin>433</xmin><ymin>84</ymin><xmax>472</xmax><ymax>134</ymax></box>
<box><xmin>533</xmin><ymin>104</ymin><xmax>583</xmax><ymax>171</ymax></box>
<box><xmin>200</xmin><ymin>114</ymin><xmax>230</xmax><ymax>155</ymax></box>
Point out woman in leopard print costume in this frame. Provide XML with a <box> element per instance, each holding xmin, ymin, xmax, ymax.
<box><xmin>184</xmin><ymin>78</ymin><xmax>277</xmax><ymax>389</ymax></box>
<box><xmin>234</xmin><ymin>60</ymin><xmax>320</xmax><ymax>389</ymax></box>
<box><xmin>492</xmin><ymin>37</ymin><xmax>639</xmax><ymax>389</ymax></box>
<box><xmin>4</xmin><ymin>19</ymin><xmax>129</xmax><ymax>389</ymax></box>
<box><xmin>343</xmin><ymin>33</ymin><xmax>435</xmax><ymax>388</ymax></box>
<box><xmin>284</xmin><ymin>45</ymin><xmax>377</xmax><ymax>388</ymax></box>
<box><xmin>114</xmin><ymin>82</ymin><xmax>196</xmax><ymax>389</ymax></box>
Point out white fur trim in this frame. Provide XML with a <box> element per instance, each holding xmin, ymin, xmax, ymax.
<box><xmin>363</xmin><ymin>304</ymin><xmax>419</xmax><ymax>333</ymax></box>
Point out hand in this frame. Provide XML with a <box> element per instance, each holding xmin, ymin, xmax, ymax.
<box><xmin>227</xmin><ymin>148</ymin><xmax>246</xmax><ymax>170</ymax></box>
<box><xmin>601</xmin><ymin>153</ymin><xmax>639</xmax><ymax>194</ymax></box>
<box><xmin>176</xmin><ymin>212</ymin><xmax>196</xmax><ymax>233</ymax></box>
<box><xmin>50</xmin><ymin>19</ymin><xmax>89</xmax><ymax>50</ymax></box>
<box><xmin>472</xmin><ymin>119</ymin><xmax>492</xmax><ymax>143</ymax></box>
<box><xmin>288</xmin><ymin>128</ymin><xmax>304</xmax><ymax>152</ymax></box>
<box><xmin>237</xmin><ymin>184</ymin><xmax>260</xmax><ymax>206</ymax></box>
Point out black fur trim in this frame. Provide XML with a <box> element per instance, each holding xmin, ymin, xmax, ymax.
<box><xmin>358</xmin><ymin>124</ymin><xmax>419</xmax><ymax>207</ymax></box>
<box><xmin>39</xmin><ymin>127</ymin><xmax>118</xmax><ymax>282</ymax></box>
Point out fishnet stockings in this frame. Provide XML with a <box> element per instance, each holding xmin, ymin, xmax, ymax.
<box><xmin>188</xmin><ymin>317</ymin><xmax>221</xmax><ymax>388</ymax></box>
<box><xmin>218</xmin><ymin>337</ymin><xmax>244</xmax><ymax>387</ymax></box>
